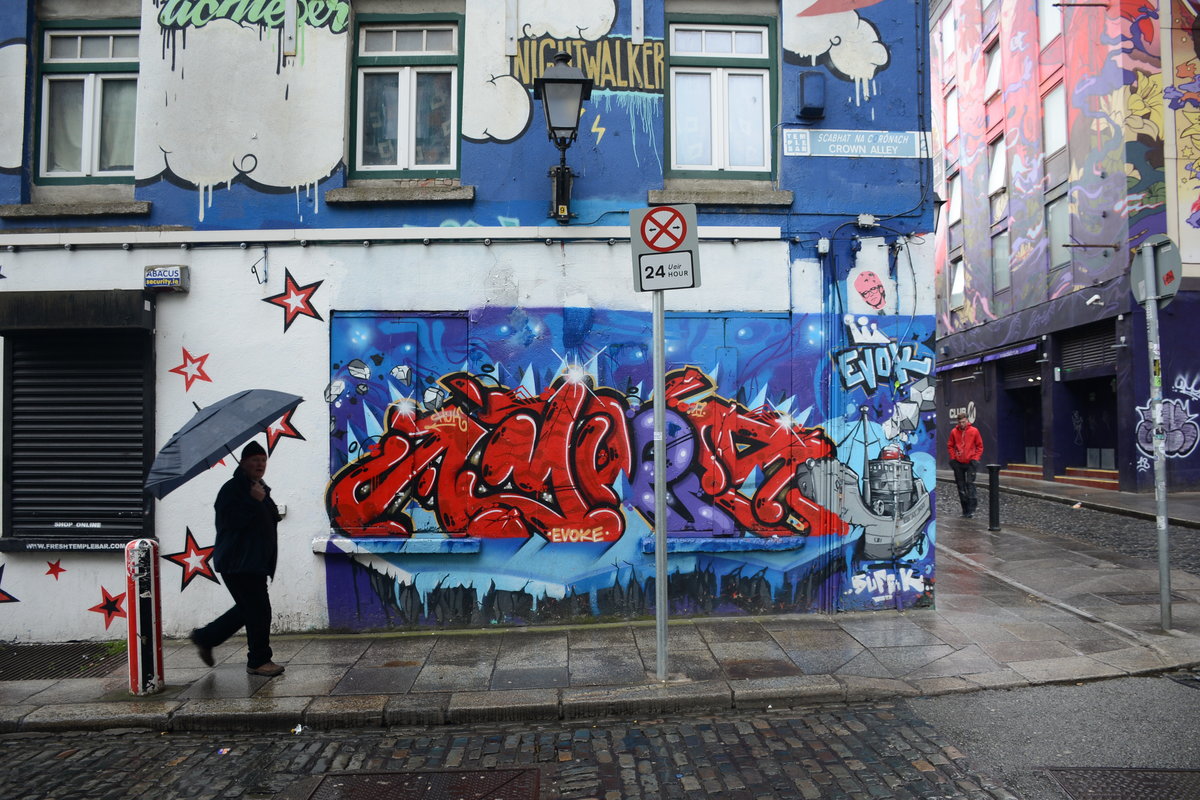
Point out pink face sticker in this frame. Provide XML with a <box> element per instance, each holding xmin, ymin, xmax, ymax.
<box><xmin>854</xmin><ymin>271</ymin><xmax>886</xmax><ymax>309</ymax></box>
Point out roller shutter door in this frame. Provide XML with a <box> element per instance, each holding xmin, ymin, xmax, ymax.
<box><xmin>5</xmin><ymin>330</ymin><xmax>152</xmax><ymax>541</ymax></box>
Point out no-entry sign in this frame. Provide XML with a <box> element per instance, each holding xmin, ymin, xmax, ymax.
<box><xmin>630</xmin><ymin>204</ymin><xmax>701</xmax><ymax>292</ymax></box>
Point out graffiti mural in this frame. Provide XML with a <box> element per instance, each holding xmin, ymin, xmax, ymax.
<box><xmin>323</xmin><ymin>308</ymin><xmax>937</xmax><ymax>627</ymax></box>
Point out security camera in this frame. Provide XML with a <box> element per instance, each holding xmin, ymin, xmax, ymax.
<box><xmin>1085</xmin><ymin>294</ymin><xmax>1101</xmax><ymax>306</ymax></box>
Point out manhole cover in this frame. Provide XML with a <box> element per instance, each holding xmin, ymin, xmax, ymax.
<box><xmin>1096</xmin><ymin>592</ymin><xmax>1190</xmax><ymax>606</ymax></box>
<box><xmin>1047</xmin><ymin>767</ymin><xmax>1200</xmax><ymax>799</ymax></box>
<box><xmin>295</xmin><ymin>770</ymin><xmax>539</xmax><ymax>800</ymax></box>
<box><xmin>0</xmin><ymin>642</ymin><xmax>126</xmax><ymax>680</ymax></box>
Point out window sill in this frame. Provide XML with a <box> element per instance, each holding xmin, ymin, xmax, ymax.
<box><xmin>649</xmin><ymin>179</ymin><xmax>792</xmax><ymax>207</ymax></box>
<box><xmin>0</xmin><ymin>201</ymin><xmax>151</xmax><ymax>219</ymax></box>
<box><xmin>325</xmin><ymin>180</ymin><xmax>475</xmax><ymax>205</ymax></box>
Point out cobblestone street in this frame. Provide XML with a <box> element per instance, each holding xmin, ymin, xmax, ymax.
<box><xmin>2</xmin><ymin>702</ymin><xmax>1019</xmax><ymax>800</ymax></box>
<box><xmin>936</xmin><ymin>483</ymin><xmax>1200</xmax><ymax>575</ymax></box>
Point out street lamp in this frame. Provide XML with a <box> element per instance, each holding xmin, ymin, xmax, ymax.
<box><xmin>533</xmin><ymin>52</ymin><xmax>593</xmax><ymax>224</ymax></box>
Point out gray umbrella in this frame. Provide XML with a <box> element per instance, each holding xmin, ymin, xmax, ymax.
<box><xmin>145</xmin><ymin>389</ymin><xmax>304</xmax><ymax>499</ymax></box>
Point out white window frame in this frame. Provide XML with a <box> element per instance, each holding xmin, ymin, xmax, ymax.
<box><xmin>984</xmin><ymin>42</ymin><xmax>1001</xmax><ymax>98</ymax></box>
<box><xmin>947</xmin><ymin>173</ymin><xmax>962</xmax><ymax>225</ymax></box>
<box><xmin>39</xmin><ymin>28</ymin><xmax>139</xmax><ymax>180</ymax></box>
<box><xmin>1042</xmin><ymin>83</ymin><xmax>1067</xmax><ymax>155</ymax></box>
<box><xmin>987</xmin><ymin>137</ymin><xmax>1007</xmax><ymax>196</ymax></box>
<box><xmin>668</xmin><ymin>23</ymin><xmax>772</xmax><ymax>174</ymax></box>
<box><xmin>354</xmin><ymin>22</ymin><xmax>459</xmax><ymax>174</ymax></box>
<box><xmin>950</xmin><ymin>256</ymin><xmax>965</xmax><ymax>309</ymax></box>
<box><xmin>1038</xmin><ymin>0</ymin><xmax>1063</xmax><ymax>49</ymax></box>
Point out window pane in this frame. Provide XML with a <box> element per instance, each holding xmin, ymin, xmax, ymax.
<box><xmin>992</xmin><ymin>232</ymin><xmax>1011</xmax><ymax>292</ymax></box>
<box><xmin>361</xmin><ymin>72</ymin><xmax>399</xmax><ymax>166</ymax></box>
<box><xmin>46</xmin><ymin>79</ymin><xmax>84</xmax><ymax>173</ymax></box>
<box><xmin>81</xmin><ymin>35</ymin><xmax>110</xmax><ymax>59</ymax></box>
<box><xmin>706</xmin><ymin>30</ymin><xmax>732</xmax><ymax>53</ymax></box>
<box><xmin>426</xmin><ymin>29</ymin><xmax>453</xmax><ymax>52</ymax></box>
<box><xmin>945</xmin><ymin>89</ymin><xmax>959</xmax><ymax>140</ymax></box>
<box><xmin>98</xmin><ymin>78</ymin><xmax>136</xmax><ymax>171</ymax></box>
<box><xmin>984</xmin><ymin>45</ymin><xmax>1000</xmax><ymax>97</ymax></box>
<box><xmin>363</xmin><ymin>29</ymin><xmax>392</xmax><ymax>52</ymax></box>
<box><xmin>947</xmin><ymin>174</ymin><xmax>962</xmax><ymax>223</ymax></box>
<box><xmin>673</xmin><ymin>72</ymin><xmax>712</xmax><ymax>167</ymax></box>
<box><xmin>414</xmin><ymin>71</ymin><xmax>452</xmax><ymax>166</ymax></box>
<box><xmin>112</xmin><ymin>34</ymin><xmax>139</xmax><ymax>59</ymax></box>
<box><xmin>395</xmin><ymin>29</ymin><xmax>423</xmax><ymax>52</ymax></box>
<box><xmin>726</xmin><ymin>73</ymin><xmax>765</xmax><ymax>168</ymax></box>
<box><xmin>942</xmin><ymin>15</ymin><xmax>956</xmax><ymax>63</ymax></box>
<box><xmin>674</xmin><ymin>29</ymin><xmax>703</xmax><ymax>53</ymax></box>
<box><xmin>49</xmin><ymin>35</ymin><xmax>78</xmax><ymax>60</ymax></box>
<box><xmin>1047</xmin><ymin>197</ymin><xmax>1070</xmax><ymax>269</ymax></box>
<box><xmin>1039</xmin><ymin>0</ymin><xmax>1062</xmax><ymax>47</ymax></box>
<box><xmin>734</xmin><ymin>30</ymin><xmax>763</xmax><ymax>55</ymax></box>
<box><xmin>987</xmin><ymin>138</ymin><xmax>1006</xmax><ymax>195</ymax></box>
<box><xmin>1043</xmin><ymin>83</ymin><xmax>1067</xmax><ymax>153</ymax></box>
<box><xmin>950</xmin><ymin>258</ymin><xmax>965</xmax><ymax>307</ymax></box>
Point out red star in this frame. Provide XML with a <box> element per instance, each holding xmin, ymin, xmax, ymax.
<box><xmin>263</xmin><ymin>269</ymin><xmax>324</xmax><ymax>331</ymax></box>
<box><xmin>266</xmin><ymin>408</ymin><xmax>307</xmax><ymax>454</ymax></box>
<box><xmin>0</xmin><ymin>565</ymin><xmax>17</xmax><ymax>603</ymax></box>
<box><xmin>169</xmin><ymin>348</ymin><xmax>213</xmax><ymax>392</ymax></box>
<box><xmin>46</xmin><ymin>560</ymin><xmax>66</xmax><ymax>580</ymax></box>
<box><xmin>88</xmin><ymin>586</ymin><xmax>126</xmax><ymax>629</ymax></box>
<box><xmin>163</xmin><ymin>528</ymin><xmax>218</xmax><ymax>591</ymax></box>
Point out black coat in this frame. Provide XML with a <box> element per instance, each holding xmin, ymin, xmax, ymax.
<box><xmin>211</xmin><ymin>468</ymin><xmax>280</xmax><ymax>577</ymax></box>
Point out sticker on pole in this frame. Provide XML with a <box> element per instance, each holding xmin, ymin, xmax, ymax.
<box><xmin>630</xmin><ymin>204</ymin><xmax>701</xmax><ymax>292</ymax></box>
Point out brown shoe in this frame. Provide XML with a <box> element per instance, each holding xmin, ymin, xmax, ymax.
<box><xmin>246</xmin><ymin>662</ymin><xmax>285</xmax><ymax>677</ymax></box>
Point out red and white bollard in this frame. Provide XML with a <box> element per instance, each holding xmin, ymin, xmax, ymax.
<box><xmin>125</xmin><ymin>538</ymin><xmax>164</xmax><ymax>695</ymax></box>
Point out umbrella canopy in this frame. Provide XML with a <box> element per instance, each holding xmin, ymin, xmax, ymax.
<box><xmin>145</xmin><ymin>389</ymin><xmax>303</xmax><ymax>500</ymax></box>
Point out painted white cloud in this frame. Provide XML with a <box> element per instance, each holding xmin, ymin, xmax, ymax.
<box><xmin>462</xmin><ymin>0</ymin><xmax>616</xmax><ymax>142</ymax></box>
<box><xmin>136</xmin><ymin>18</ymin><xmax>347</xmax><ymax>192</ymax></box>
<box><xmin>782</xmin><ymin>1</ymin><xmax>889</xmax><ymax>86</ymax></box>
<box><xmin>0</xmin><ymin>43</ymin><xmax>26</xmax><ymax>170</ymax></box>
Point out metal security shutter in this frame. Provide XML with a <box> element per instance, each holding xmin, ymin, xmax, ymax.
<box><xmin>1001</xmin><ymin>352</ymin><xmax>1040</xmax><ymax>382</ymax></box>
<box><xmin>6</xmin><ymin>330</ymin><xmax>151</xmax><ymax>540</ymax></box>
<box><xmin>1060</xmin><ymin>321</ymin><xmax>1116</xmax><ymax>372</ymax></box>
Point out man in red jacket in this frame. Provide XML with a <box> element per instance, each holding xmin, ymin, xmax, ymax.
<box><xmin>947</xmin><ymin>415</ymin><xmax>984</xmax><ymax>518</ymax></box>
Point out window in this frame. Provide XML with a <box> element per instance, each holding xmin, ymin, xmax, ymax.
<box><xmin>668</xmin><ymin>22</ymin><xmax>773</xmax><ymax>174</ymax></box>
<box><xmin>1043</xmin><ymin>83</ymin><xmax>1067</xmax><ymax>154</ymax></box>
<box><xmin>354</xmin><ymin>21</ymin><xmax>459</xmax><ymax>174</ymax></box>
<box><xmin>991</xmin><ymin>231</ymin><xmax>1011</xmax><ymax>292</ymax></box>
<box><xmin>984</xmin><ymin>42</ymin><xmax>1001</xmax><ymax>98</ymax></box>
<box><xmin>39</xmin><ymin>27</ymin><xmax>138</xmax><ymax>180</ymax></box>
<box><xmin>941</xmin><ymin>14</ymin><xmax>957</xmax><ymax>66</ymax></box>
<box><xmin>947</xmin><ymin>173</ymin><xmax>962</xmax><ymax>225</ymax></box>
<box><xmin>987</xmin><ymin>137</ymin><xmax>1007</xmax><ymax>223</ymax></box>
<box><xmin>944</xmin><ymin>88</ymin><xmax>959</xmax><ymax>142</ymax></box>
<box><xmin>1047</xmin><ymin>195</ymin><xmax>1070</xmax><ymax>269</ymax></box>
<box><xmin>950</xmin><ymin>256</ymin><xmax>965</xmax><ymax>309</ymax></box>
<box><xmin>1038</xmin><ymin>0</ymin><xmax>1062</xmax><ymax>48</ymax></box>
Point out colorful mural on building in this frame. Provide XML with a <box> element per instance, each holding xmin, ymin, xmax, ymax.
<box><xmin>320</xmin><ymin>308</ymin><xmax>936</xmax><ymax>628</ymax></box>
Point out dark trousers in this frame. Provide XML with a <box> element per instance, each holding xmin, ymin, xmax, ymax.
<box><xmin>194</xmin><ymin>573</ymin><xmax>273</xmax><ymax>668</ymax></box>
<box><xmin>951</xmin><ymin>459</ymin><xmax>978</xmax><ymax>515</ymax></box>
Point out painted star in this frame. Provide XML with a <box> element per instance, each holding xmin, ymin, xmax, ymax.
<box><xmin>0</xmin><ymin>565</ymin><xmax>17</xmax><ymax>603</ymax></box>
<box><xmin>88</xmin><ymin>586</ymin><xmax>126</xmax><ymax>629</ymax></box>
<box><xmin>163</xmin><ymin>528</ymin><xmax>218</xmax><ymax>591</ymax></box>
<box><xmin>46</xmin><ymin>560</ymin><xmax>66</xmax><ymax>581</ymax></box>
<box><xmin>263</xmin><ymin>269</ymin><xmax>324</xmax><ymax>332</ymax></box>
<box><xmin>169</xmin><ymin>348</ymin><xmax>213</xmax><ymax>392</ymax></box>
<box><xmin>266</xmin><ymin>408</ymin><xmax>307</xmax><ymax>454</ymax></box>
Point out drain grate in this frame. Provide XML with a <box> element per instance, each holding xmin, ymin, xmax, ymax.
<box><xmin>294</xmin><ymin>770</ymin><xmax>540</xmax><ymax>800</ymax></box>
<box><xmin>1096</xmin><ymin>591</ymin><xmax>1191</xmax><ymax>605</ymax></box>
<box><xmin>1047</xmin><ymin>767</ymin><xmax>1200</xmax><ymax>799</ymax></box>
<box><xmin>1168</xmin><ymin>668</ymin><xmax>1200</xmax><ymax>691</ymax></box>
<box><xmin>0</xmin><ymin>642</ymin><xmax>126</xmax><ymax>680</ymax></box>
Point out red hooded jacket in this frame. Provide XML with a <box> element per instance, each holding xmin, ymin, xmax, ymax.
<box><xmin>947</xmin><ymin>422</ymin><xmax>983</xmax><ymax>464</ymax></box>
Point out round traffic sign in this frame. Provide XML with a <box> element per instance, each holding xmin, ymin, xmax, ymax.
<box><xmin>640</xmin><ymin>206</ymin><xmax>688</xmax><ymax>253</ymax></box>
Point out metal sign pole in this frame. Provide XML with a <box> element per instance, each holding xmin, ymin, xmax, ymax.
<box><xmin>653</xmin><ymin>288</ymin><xmax>669</xmax><ymax>681</ymax></box>
<box><xmin>1141</xmin><ymin>244</ymin><xmax>1172</xmax><ymax>631</ymax></box>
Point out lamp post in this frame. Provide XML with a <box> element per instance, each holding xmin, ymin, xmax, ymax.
<box><xmin>533</xmin><ymin>52</ymin><xmax>593</xmax><ymax>224</ymax></box>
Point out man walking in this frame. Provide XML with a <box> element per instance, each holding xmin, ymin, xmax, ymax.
<box><xmin>947</xmin><ymin>415</ymin><xmax>983</xmax><ymax>518</ymax></box>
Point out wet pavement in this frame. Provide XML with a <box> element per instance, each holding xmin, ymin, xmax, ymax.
<box><xmin>2</xmin><ymin>477</ymin><xmax>1199</xmax><ymax>734</ymax></box>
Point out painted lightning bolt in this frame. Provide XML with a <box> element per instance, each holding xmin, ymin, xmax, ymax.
<box><xmin>591</xmin><ymin>113</ymin><xmax>606</xmax><ymax>145</ymax></box>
